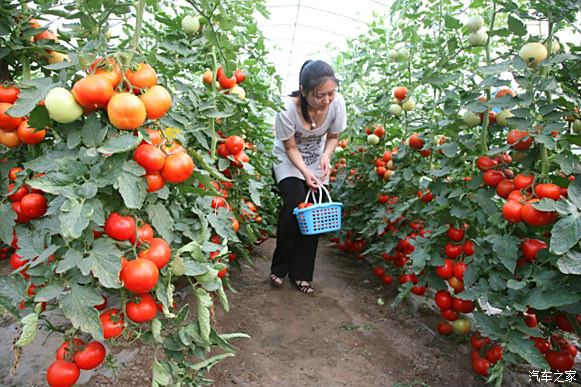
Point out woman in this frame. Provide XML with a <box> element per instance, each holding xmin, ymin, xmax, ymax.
<box><xmin>270</xmin><ymin>60</ymin><xmax>346</xmax><ymax>294</ymax></box>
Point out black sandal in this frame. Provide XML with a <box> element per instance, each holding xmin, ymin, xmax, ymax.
<box><xmin>292</xmin><ymin>280</ymin><xmax>314</xmax><ymax>294</ymax></box>
<box><xmin>270</xmin><ymin>273</ymin><xmax>283</xmax><ymax>287</ymax></box>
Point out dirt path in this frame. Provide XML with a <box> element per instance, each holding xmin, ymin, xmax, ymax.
<box><xmin>208</xmin><ymin>239</ymin><xmax>488</xmax><ymax>387</ymax></box>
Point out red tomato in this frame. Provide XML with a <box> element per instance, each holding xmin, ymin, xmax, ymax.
<box><xmin>434</xmin><ymin>290</ymin><xmax>452</xmax><ymax>310</ymax></box>
<box><xmin>218</xmin><ymin>75</ymin><xmax>237</xmax><ymax>89</ymax></box>
<box><xmin>452</xmin><ymin>297</ymin><xmax>474</xmax><ymax>313</ymax></box>
<box><xmin>520</xmin><ymin>200</ymin><xmax>556</xmax><ymax>227</ymax></box>
<box><xmin>225</xmin><ymin>135</ymin><xmax>245</xmax><ymax>155</ymax></box>
<box><xmin>89</xmin><ymin>57</ymin><xmax>122</xmax><ymax>87</ymax></box>
<box><xmin>514</xmin><ymin>174</ymin><xmax>534</xmax><ymax>189</ymax></box>
<box><xmin>417</xmin><ymin>190</ymin><xmax>433</xmax><ymax>203</ymax></box>
<box><xmin>8</xmin><ymin>183</ymin><xmax>29</xmax><ymax>202</ymax></box>
<box><xmin>55</xmin><ymin>338</ymin><xmax>85</xmax><ymax>361</ymax></box>
<box><xmin>435</xmin><ymin>259</ymin><xmax>454</xmax><ymax>280</ymax></box>
<box><xmin>545</xmin><ymin>350</ymin><xmax>574</xmax><ymax>372</ymax></box>
<box><xmin>495</xmin><ymin>179</ymin><xmax>515</xmax><ymax>198</ymax></box>
<box><xmin>100</xmin><ymin>308</ymin><xmax>124</xmax><ymax>339</ymax></box>
<box><xmin>374</xmin><ymin>125</ymin><xmax>386</xmax><ymax>138</ymax></box>
<box><xmin>73</xmin><ymin>341</ymin><xmax>106</xmax><ymax>370</ymax></box>
<box><xmin>0</xmin><ymin>84</ymin><xmax>20</xmax><ymax>103</ymax></box>
<box><xmin>16</xmin><ymin>120</ymin><xmax>46</xmax><ymax>144</ymax></box>
<box><xmin>470</xmin><ymin>334</ymin><xmax>490</xmax><ymax>350</ymax></box>
<box><xmin>483</xmin><ymin>170</ymin><xmax>505</xmax><ymax>187</ymax></box>
<box><xmin>373</xmin><ymin>266</ymin><xmax>385</xmax><ymax>278</ymax></box>
<box><xmin>139</xmin><ymin>85</ymin><xmax>172</xmax><ymax>120</ymax></box>
<box><xmin>104</xmin><ymin>213</ymin><xmax>136</xmax><ymax>241</ymax></box>
<box><xmin>94</xmin><ymin>296</ymin><xmax>108</xmax><ymax>311</ymax></box>
<box><xmin>531</xmin><ymin>337</ymin><xmax>550</xmax><ymax>353</ymax></box>
<box><xmin>133</xmin><ymin>144</ymin><xmax>166</xmax><ymax>173</ymax></box>
<box><xmin>234</xmin><ymin>69</ymin><xmax>246</xmax><ymax>83</ymax></box>
<box><xmin>120</xmin><ymin>258</ymin><xmax>159</xmax><ymax>294</ymax></box>
<box><xmin>476</xmin><ymin>156</ymin><xmax>498</xmax><ymax>171</ymax></box>
<box><xmin>125</xmin><ymin>63</ymin><xmax>157</xmax><ymax>92</ymax></box>
<box><xmin>72</xmin><ymin>74</ymin><xmax>115</xmax><ymax>111</ymax></box>
<box><xmin>411</xmin><ymin>285</ymin><xmax>426</xmax><ymax>295</ymax></box>
<box><xmin>453</xmin><ymin>262</ymin><xmax>467</xmax><ymax>280</ymax></box>
<box><xmin>521</xmin><ymin>239</ymin><xmax>547</xmax><ymax>262</ymax></box>
<box><xmin>106</xmin><ymin>93</ymin><xmax>147</xmax><ymax>130</ymax></box>
<box><xmin>463</xmin><ymin>240</ymin><xmax>475</xmax><ymax>256</ymax></box>
<box><xmin>12</xmin><ymin>201</ymin><xmax>31</xmax><ymax>224</ymax></box>
<box><xmin>444</xmin><ymin>242</ymin><xmax>463</xmax><ymax>259</ymax></box>
<box><xmin>495</xmin><ymin>88</ymin><xmax>516</xmax><ymax>98</ymax></box>
<box><xmin>534</xmin><ymin>183</ymin><xmax>561</xmax><ymax>200</ymax></box>
<box><xmin>0</xmin><ymin>102</ymin><xmax>23</xmax><ymax>131</ymax></box>
<box><xmin>447</xmin><ymin>226</ymin><xmax>464</xmax><ymax>242</ymax></box>
<box><xmin>383</xmin><ymin>150</ymin><xmax>392</xmax><ymax>162</ymax></box>
<box><xmin>502</xmin><ymin>200</ymin><xmax>523</xmax><ymax>223</ymax></box>
<box><xmin>9</xmin><ymin>167</ymin><xmax>24</xmax><ymax>181</ymax></box>
<box><xmin>46</xmin><ymin>360</ymin><xmax>80</xmax><ymax>387</ymax></box>
<box><xmin>145</xmin><ymin>172</ymin><xmax>165</xmax><ymax>192</ymax></box>
<box><xmin>126</xmin><ymin>293</ymin><xmax>157</xmax><ymax>323</ymax></box>
<box><xmin>507</xmin><ymin>129</ymin><xmax>533</xmax><ymax>150</ymax></box>
<box><xmin>471</xmin><ymin>355</ymin><xmax>490</xmax><ymax>376</ymax></box>
<box><xmin>138</xmin><ymin>238</ymin><xmax>171</xmax><ymax>269</ymax></box>
<box><xmin>161</xmin><ymin>152</ymin><xmax>194</xmax><ymax>183</ymax></box>
<box><xmin>408</xmin><ymin>133</ymin><xmax>424</xmax><ymax>149</ymax></box>
<box><xmin>393</xmin><ymin>86</ymin><xmax>408</xmax><ymax>101</ymax></box>
<box><xmin>441</xmin><ymin>308</ymin><xmax>459</xmax><ymax>321</ymax></box>
<box><xmin>382</xmin><ymin>274</ymin><xmax>393</xmax><ymax>285</ymax></box>
<box><xmin>19</xmin><ymin>193</ymin><xmax>47</xmax><ymax>218</ymax></box>
<box><xmin>129</xmin><ymin>224</ymin><xmax>154</xmax><ymax>245</ymax></box>
<box><xmin>437</xmin><ymin>322</ymin><xmax>453</xmax><ymax>336</ymax></box>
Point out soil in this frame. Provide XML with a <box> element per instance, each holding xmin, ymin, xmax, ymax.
<box><xmin>1</xmin><ymin>238</ymin><xmax>539</xmax><ymax>387</ymax></box>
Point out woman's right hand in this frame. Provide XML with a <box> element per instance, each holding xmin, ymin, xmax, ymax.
<box><xmin>303</xmin><ymin>170</ymin><xmax>320</xmax><ymax>191</ymax></box>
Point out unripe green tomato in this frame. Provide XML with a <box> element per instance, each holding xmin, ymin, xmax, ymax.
<box><xmin>453</xmin><ymin>318</ymin><xmax>471</xmax><ymax>335</ymax></box>
<box><xmin>468</xmin><ymin>30</ymin><xmax>488</xmax><ymax>46</ymax></box>
<box><xmin>519</xmin><ymin>42</ymin><xmax>548</xmax><ymax>66</ymax></box>
<box><xmin>388</xmin><ymin>49</ymin><xmax>399</xmax><ymax>61</ymax></box>
<box><xmin>45</xmin><ymin>87</ymin><xmax>83</xmax><ymax>124</ymax></box>
<box><xmin>462</xmin><ymin>111</ymin><xmax>481</xmax><ymax>127</ymax></box>
<box><xmin>402</xmin><ymin>98</ymin><xmax>416</xmax><ymax>111</ymax></box>
<box><xmin>466</xmin><ymin>15</ymin><xmax>484</xmax><ymax>32</ymax></box>
<box><xmin>389</xmin><ymin>103</ymin><xmax>403</xmax><ymax>116</ymax></box>
<box><xmin>367</xmin><ymin>134</ymin><xmax>380</xmax><ymax>145</ymax></box>
<box><xmin>573</xmin><ymin>119</ymin><xmax>581</xmax><ymax>133</ymax></box>
<box><xmin>398</xmin><ymin>48</ymin><xmax>410</xmax><ymax>61</ymax></box>
<box><xmin>182</xmin><ymin>15</ymin><xmax>201</xmax><ymax>34</ymax></box>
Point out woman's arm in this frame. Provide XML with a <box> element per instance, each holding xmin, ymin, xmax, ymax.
<box><xmin>320</xmin><ymin>132</ymin><xmax>339</xmax><ymax>179</ymax></box>
<box><xmin>283</xmin><ymin>137</ymin><xmax>320</xmax><ymax>189</ymax></box>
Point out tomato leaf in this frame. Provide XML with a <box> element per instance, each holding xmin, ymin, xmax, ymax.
<box><xmin>152</xmin><ymin>319</ymin><xmax>163</xmax><ymax>344</ymax></box>
<box><xmin>60</xmin><ymin>283</ymin><xmax>103</xmax><ymax>340</ymax></box>
<box><xmin>184</xmin><ymin>260</ymin><xmax>209</xmax><ymax>276</ymax></box>
<box><xmin>440</xmin><ymin>142</ymin><xmax>458</xmax><ymax>157</ymax></box>
<box><xmin>82</xmin><ymin>114</ymin><xmax>108</xmax><ymax>147</ymax></box>
<box><xmin>59</xmin><ymin>198</ymin><xmax>93</xmax><ymax>239</ymax></box>
<box><xmin>195</xmin><ymin>287</ymin><xmax>212</xmax><ymax>346</ymax></box>
<box><xmin>216</xmin><ymin>284</ymin><xmax>229</xmax><ymax>313</ymax></box>
<box><xmin>117</xmin><ymin>170</ymin><xmax>147</xmax><ymax>209</ymax></box>
<box><xmin>34</xmin><ymin>281</ymin><xmax>65</xmax><ymax>302</ymax></box>
<box><xmin>550</xmin><ymin>215</ymin><xmax>581</xmax><ymax>255</ymax></box>
<box><xmin>15</xmin><ymin>312</ymin><xmax>39</xmax><ymax>347</ymax></box>
<box><xmin>248</xmin><ymin>180</ymin><xmax>263</xmax><ymax>206</ymax></box>
<box><xmin>555</xmin><ymin>153</ymin><xmax>581</xmax><ymax>175</ymax></box>
<box><xmin>190</xmin><ymin>353</ymin><xmax>236</xmax><ymax>372</ymax></box>
<box><xmin>56</xmin><ymin>249</ymin><xmax>83</xmax><ymax>274</ymax></box>
<box><xmin>0</xmin><ymin>202</ymin><xmax>16</xmax><ymax>245</ymax></box>
<box><xmin>525</xmin><ymin>284</ymin><xmax>581</xmax><ymax>310</ymax></box>
<box><xmin>476</xmin><ymin>189</ymin><xmax>498</xmax><ymax>216</ymax></box>
<box><xmin>7</xmin><ymin>78</ymin><xmax>54</xmax><ymax>118</ymax></box>
<box><xmin>507</xmin><ymin>15</ymin><xmax>527</xmax><ymax>36</ymax></box>
<box><xmin>0</xmin><ymin>275</ymin><xmax>26</xmax><ymax>304</ymax></box>
<box><xmin>97</xmin><ymin>133</ymin><xmax>141</xmax><ymax>154</ymax></box>
<box><xmin>505</xmin><ymin>332</ymin><xmax>549</xmax><ymax>369</ymax></box>
<box><xmin>78</xmin><ymin>238</ymin><xmax>122</xmax><ymax>289</ymax></box>
<box><xmin>489</xmin><ymin>235</ymin><xmax>519</xmax><ymax>273</ymax></box>
<box><xmin>147</xmin><ymin>203</ymin><xmax>175</xmax><ymax>243</ymax></box>
<box><xmin>557</xmin><ymin>251</ymin><xmax>581</xmax><ymax>275</ymax></box>
<box><xmin>568</xmin><ymin>177</ymin><xmax>581</xmax><ymax>210</ymax></box>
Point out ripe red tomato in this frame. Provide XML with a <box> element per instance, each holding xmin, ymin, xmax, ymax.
<box><xmin>0</xmin><ymin>84</ymin><xmax>20</xmax><ymax>103</ymax></box>
<box><xmin>495</xmin><ymin>179</ymin><xmax>515</xmax><ymax>198</ymax></box>
<box><xmin>408</xmin><ymin>133</ymin><xmax>424</xmax><ymax>149</ymax></box>
<box><xmin>531</xmin><ymin>337</ymin><xmax>550</xmax><ymax>353</ymax></box>
<box><xmin>436</xmin><ymin>322</ymin><xmax>453</xmax><ymax>336</ymax></box>
<box><xmin>8</xmin><ymin>183</ymin><xmax>29</xmax><ymax>202</ymax></box>
<box><xmin>393</xmin><ymin>86</ymin><xmax>408</xmax><ymax>101</ymax></box>
<box><xmin>520</xmin><ymin>200</ymin><xmax>556</xmax><ymax>227</ymax></box>
<box><xmin>471</xmin><ymin>354</ymin><xmax>490</xmax><ymax>376</ymax></box>
<box><xmin>145</xmin><ymin>172</ymin><xmax>165</xmax><ymax>192</ymax></box>
<box><xmin>434</xmin><ymin>290</ymin><xmax>452</xmax><ymax>310</ymax></box>
<box><xmin>417</xmin><ymin>190</ymin><xmax>433</xmax><ymax>203</ymax></box>
<box><xmin>483</xmin><ymin>169</ymin><xmax>505</xmax><ymax>187</ymax></box>
<box><xmin>138</xmin><ymin>238</ymin><xmax>171</xmax><ymax>269</ymax></box>
<box><xmin>521</xmin><ymin>239</ymin><xmax>547</xmax><ymax>262</ymax></box>
<box><xmin>476</xmin><ymin>156</ymin><xmax>498</xmax><ymax>171</ymax></box>
<box><xmin>545</xmin><ymin>350</ymin><xmax>574</xmax><ymax>372</ymax></box>
<box><xmin>463</xmin><ymin>240</ymin><xmax>475</xmax><ymax>256</ymax></box>
<box><xmin>19</xmin><ymin>193</ymin><xmax>47</xmax><ymax>218</ymax></box>
<box><xmin>126</xmin><ymin>293</ymin><xmax>157</xmax><ymax>323</ymax></box>
<box><xmin>507</xmin><ymin>129</ymin><xmax>533</xmax><ymax>150</ymax></box>
<box><xmin>225</xmin><ymin>135</ymin><xmax>245</xmax><ymax>155</ymax></box>
<box><xmin>125</xmin><ymin>63</ymin><xmax>157</xmax><ymax>92</ymax></box>
<box><xmin>470</xmin><ymin>334</ymin><xmax>490</xmax><ymax>350</ymax></box>
<box><xmin>161</xmin><ymin>152</ymin><xmax>194</xmax><ymax>183</ymax></box>
<box><xmin>133</xmin><ymin>144</ymin><xmax>166</xmax><ymax>173</ymax></box>
<box><xmin>373</xmin><ymin>266</ymin><xmax>385</xmax><ymax>278</ymax></box>
<box><xmin>524</xmin><ymin>312</ymin><xmax>538</xmax><ymax>328</ymax></box>
<box><xmin>73</xmin><ymin>341</ymin><xmax>106</xmax><ymax>370</ymax></box>
<box><xmin>46</xmin><ymin>360</ymin><xmax>80</xmax><ymax>387</ymax></box>
<box><xmin>0</xmin><ymin>102</ymin><xmax>23</xmax><ymax>131</ymax></box>
<box><xmin>382</xmin><ymin>274</ymin><xmax>393</xmax><ymax>285</ymax></box>
<box><xmin>55</xmin><ymin>338</ymin><xmax>85</xmax><ymax>361</ymax></box>
<box><xmin>120</xmin><ymin>258</ymin><xmax>159</xmax><ymax>293</ymax></box>
<box><xmin>12</xmin><ymin>201</ymin><xmax>31</xmax><ymax>224</ymax></box>
<box><xmin>89</xmin><ymin>57</ymin><xmax>122</xmax><ymax>87</ymax></box>
<box><xmin>444</xmin><ymin>242</ymin><xmax>463</xmax><ymax>259</ymax></box>
<box><xmin>447</xmin><ymin>226</ymin><xmax>464</xmax><ymax>242</ymax></box>
<box><xmin>129</xmin><ymin>224</ymin><xmax>155</xmax><ymax>245</ymax></box>
<box><xmin>555</xmin><ymin>314</ymin><xmax>573</xmax><ymax>332</ymax></box>
<box><xmin>104</xmin><ymin>213</ymin><xmax>136</xmax><ymax>241</ymax></box>
<box><xmin>139</xmin><ymin>85</ymin><xmax>172</xmax><ymax>120</ymax></box>
<box><xmin>218</xmin><ymin>74</ymin><xmax>237</xmax><ymax>89</ymax></box>
<box><xmin>452</xmin><ymin>297</ymin><xmax>474</xmax><ymax>313</ymax></box>
<box><xmin>377</xmin><ymin>194</ymin><xmax>389</xmax><ymax>204</ymax></box>
<box><xmin>94</xmin><ymin>296</ymin><xmax>108</xmax><ymax>311</ymax></box>
<box><xmin>9</xmin><ymin>167</ymin><xmax>23</xmax><ymax>181</ymax></box>
<box><xmin>100</xmin><ymin>308</ymin><xmax>124</xmax><ymax>339</ymax></box>
<box><xmin>107</xmin><ymin>93</ymin><xmax>147</xmax><ymax>130</ymax></box>
<box><xmin>411</xmin><ymin>285</ymin><xmax>426</xmax><ymax>295</ymax></box>
<box><xmin>16</xmin><ymin>120</ymin><xmax>46</xmax><ymax>144</ymax></box>
<box><xmin>435</xmin><ymin>259</ymin><xmax>454</xmax><ymax>280</ymax></box>
<box><xmin>234</xmin><ymin>69</ymin><xmax>246</xmax><ymax>83</ymax></box>
<box><xmin>514</xmin><ymin>174</ymin><xmax>534</xmax><ymax>189</ymax></box>
<box><xmin>72</xmin><ymin>74</ymin><xmax>115</xmax><ymax>111</ymax></box>
<box><xmin>453</xmin><ymin>262</ymin><xmax>467</xmax><ymax>280</ymax></box>
<box><xmin>502</xmin><ymin>200</ymin><xmax>523</xmax><ymax>223</ymax></box>
<box><xmin>383</xmin><ymin>150</ymin><xmax>392</xmax><ymax>162</ymax></box>
<box><xmin>534</xmin><ymin>183</ymin><xmax>561</xmax><ymax>200</ymax></box>
<box><xmin>374</xmin><ymin>125</ymin><xmax>386</xmax><ymax>138</ymax></box>
<box><xmin>441</xmin><ymin>308</ymin><xmax>459</xmax><ymax>321</ymax></box>
<box><xmin>495</xmin><ymin>88</ymin><xmax>516</xmax><ymax>98</ymax></box>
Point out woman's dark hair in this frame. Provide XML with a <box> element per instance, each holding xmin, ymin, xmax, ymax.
<box><xmin>290</xmin><ymin>60</ymin><xmax>339</xmax><ymax>126</ymax></box>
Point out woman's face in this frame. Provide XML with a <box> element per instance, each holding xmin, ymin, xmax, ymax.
<box><xmin>306</xmin><ymin>79</ymin><xmax>337</xmax><ymax>110</ymax></box>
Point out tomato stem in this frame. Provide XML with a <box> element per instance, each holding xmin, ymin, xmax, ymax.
<box><xmin>539</xmin><ymin>17</ymin><xmax>555</xmax><ymax>180</ymax></box>
<box><xmin>480</xmin><ymin>2</ymin><xmax>497</xmax><ymax>154</ymax></box>
<box><xmin>21</xmin><ymin>55</ymin><xmax>30</xmax><ymax>80</ymax></box>
<box><xmin>209</xmin><ymin>46</ymin><xmax>219</xmax><ymax>161</ymax></box>
<box><xmin>128</xmin><ymin>0</ymin><xmax>146</xmax><ymax>61</ymax></box>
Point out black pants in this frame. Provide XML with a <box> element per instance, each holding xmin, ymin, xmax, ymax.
<box><xmin>271</xmin><ymin>177</ymin><xmax>321</xmax><ymax>281</ymax></box>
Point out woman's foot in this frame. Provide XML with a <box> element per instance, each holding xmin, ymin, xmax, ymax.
<box><xmin>270</xmin><ymin>273</ymin><xmax>284</xmax><ymax>287</ymax></box>
<box><xmin>292</xmin><ymin>280</ymin><xmax>314</xmax><ymax>294</ymax></box>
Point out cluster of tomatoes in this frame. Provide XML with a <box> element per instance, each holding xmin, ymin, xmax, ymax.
<box><xmin>46</xmin><ymin>339</ymin><xmax>107</xmax><ymax>387</ymax></box>
<box><xmin>203</xmin><ymin>66</ymin><xmax>246</xmax><ymax>99</ymax></box>
<box><xmin>468</xmin><ymin>333</ymin><xmax>504</xmax><ymax>376</ymax></box>
<box><xmin>133</xmin><ymin>128</ymin><xmax>195</xmax><ymax>192</ymax></box>
<box><xmin>388</xmin><ymin>86</ymin><xmax>416</xmax><ymax>117</ymax></box>
<box><xmin>0</xmin><ymin>85</ymin><xmax>47</xmax><ymax>147</ymax></box>
<box><xmin>7</xmin><ymin>167</ymin><xmax>48</xmax><ymax>223</ymax></box>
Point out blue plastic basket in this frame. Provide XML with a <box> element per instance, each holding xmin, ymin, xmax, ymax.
<box><xmin>293</xmin><ymin>186</ymin><xmax>343</xmax><ymax>235</ymax></box>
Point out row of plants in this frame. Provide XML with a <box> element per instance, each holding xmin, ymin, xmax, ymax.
<box><xmin>0</xmin><ymin>0</ymin><xmax>280</xmax><ymax>385</ymax></box>
<box><xmin>331</xmin><ymin>0</ymin><xmax>581</xmax><ymax>384</ymax></box>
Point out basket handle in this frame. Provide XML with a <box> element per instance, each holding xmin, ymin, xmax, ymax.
<box><xmin>303</xmin><ymin>185</ymin><xmax>333</xmax><ymax>205</ymax></box>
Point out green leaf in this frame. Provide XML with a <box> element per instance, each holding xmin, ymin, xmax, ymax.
<box><xmin>7</xmin><ymin>78</ymin><xmax>54</xmax><ymax>118</ymax></box>
<box><xmin>184</xmin><ymin>259</ymin><xmax>209</xmax><ymax>276</ymax></box>
<box><xmin>78</xmin><ymin>238</ymin><xmax>122</xmax><ymax>288</ymax></box>
<box><xmin>56</xmin><ymin>249</ymin><xmax>83</xmax><ymax>273</ymax></box>
<box><xmin>190</xmin><ymin>353</ymin><xmax>235</xmax><ymax>372</ymax></box>
<box><xmin>117</xmin><ymin>172</ymin><xmax>147</xmax><ymax>209</ymax></box>
<box><xmin>82</xmin><ymin>114</ymin><xmax>108</xmax><ymax>147</ymax></box>
<box><xmin>34</xmin><ymin>281</ymin><xmax>65</xmax><ymax>302</ymax></box>
<box><xmin>60</xmin><ymin>283</ymin><xmax>103</xmax><ymax>340</ymax></box>
<box><xmin>410</xmin><ymin>246</ymin><xmax>429</xmax><ymax>272</ymax></box>
<box><xmin>507</xmin><ymin>16</ymin><xmax>527</xmax><ymax>36</ymax></box>
<box><xmin>216</xmin><ymin>284</ymin><xmax>229</xmax><ymax>313</ymax></box>
<box><xmin>248</xmin><ymin>180</ymin><xmax>263</xmax><ymax>206</ymax></box>
<box><xmin>195</xmin><ymin>287</ymin><xmax>212</xmax><ymax>346</ymax></box>
<box><xmin>506</xmin><ymin>332</ymin><xmax>548</xmax><ymax>369</ymax></box>
<box><xmin>97</xmin><ymin>133</ymin><xmax>141</xmax><ymax>154</ymax></box>
<box><xmin>0</xmin><ymin>203</ymin><xmax>16</xmax><ymax>245</ymax></box>
<box><xmin>152</xmin><ymin>319</ymin><xmax>163</xmax><ymax>343</ymax></box>
<box><xmin>550</xmin><ymin>215</ymin><xmax>581</xmax><ymax>255</ymax></box>
<box><xmin>557</xmin><ymin>251</ymin><xmax>581</xmax><ymax>275</ymax></box>
<box><xmin>59</xmin><ymin>199</ymin><xmax>93</xmax><ymax>240</ymax></box>
<box><xmin>478</xmin><ymin>62</ymin><xmax>510</xmax><ymax>75</ymax></box>
<box><xmin>526</xmin><ymin>286</ymin><xmax>581</xmax><ymax>310</ymax></box>
<box><xmin>147</xmin><ymin>204</ymin><xmax>174</xmax><ymax>242</ymax></box>
<box><xmin>0</xmin><ymin>275</ymin><xmax>26</xmax><ymax>304</ymax></box>
<box><xmin>444</xmin><ymin>15</ymin><xmax>461</xmax><ymax>29</ymax></box>
<box><xmin>489</xmin><ymin>234</ymin><xmax>519</xmax><ymax>273</ymax></box>
<box><xmin>152</xmin><ymin>359</ymin><xmax>173</xmax><ymax>386</ymax></box>
<box><xmin>440</xmin><ymin>142</ymin><xmax>458</xmax><ymax>157</ymax></box>
<box><xmin>15</xmin><ymin>312</ymin><xmax>39</xmax><ymax>347</ymax></box>
<box><xmin>27</xmin><ymin>105</ymin><xmax>51</xmax><ymax>131</ymax></box>
<box><xmin>476</xmin><ymin>189</ymin><xmax>498</xmax><ymax>215</ymax></box>
<box><xmin>568</xmin><ymin>178</ymin><xmax>581</xmax><ymax>209</ymax></box>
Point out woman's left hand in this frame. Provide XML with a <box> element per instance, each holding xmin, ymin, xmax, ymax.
<box><xmin>320</xmin><ymin>153</ymin><xmax>330</xmax><ymax>179</ymax></box>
